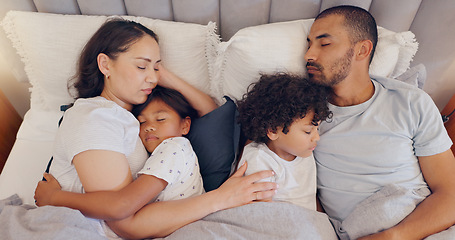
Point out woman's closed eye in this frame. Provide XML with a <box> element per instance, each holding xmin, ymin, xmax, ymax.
<box><xmin>154</xmin><ymin>61</ymin><xmax>161</xmax><ymax>71</ymax></box>
<box><xmin>137</xmin><ymin>116</ymin><xmax>145</xmax><ymax>124</ymax></box>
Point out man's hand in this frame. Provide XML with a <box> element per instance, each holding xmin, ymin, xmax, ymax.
<box><xmin>357</xmin><ymin>228</ymin><xmax>400</xmax><ymax>240</ymax></box>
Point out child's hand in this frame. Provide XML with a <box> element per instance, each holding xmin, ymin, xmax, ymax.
<box><xmin>34</xmin><ymin>173</ymin><xmax>62</xmax><ymax>206</ymax></box>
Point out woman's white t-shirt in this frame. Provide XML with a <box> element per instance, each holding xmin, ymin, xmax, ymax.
<box><xmin>50</xmin><ymin>96</ymin><xmax>148</xmax><ymax>238</ymax></box>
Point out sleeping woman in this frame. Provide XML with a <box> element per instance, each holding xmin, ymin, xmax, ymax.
<box><xmin>33</xmin><ymin>18</ymin><xmax>277</xmax><ymax>239</ymax></box>
<box><xmin>37</xmin><ymin>86</ymin><xmax>205</xmax><ymax>238</ymax></box>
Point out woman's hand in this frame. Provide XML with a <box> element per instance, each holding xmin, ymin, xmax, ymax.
<box><xmin>156</xmin><ymin>64</ymin><xmax>217</xmax><ymax>116</ymax></box>
<box><xmin>211</xmin><ymin>162</ymin><xmax>278</xmax><ymax>211</ymax></box>
<box><xmin>34</xmin><ymin>173</ymin><xmax>62</xmax><ymax>206</ymax></box>
<box><xmin>156</xmin><ymin>64</ymin><xmax>177</xmax><ymax>90</ymax></box>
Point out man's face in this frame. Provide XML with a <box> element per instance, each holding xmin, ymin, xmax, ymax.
<box><xmin>305</xmin><ymin>15</ymin><xmax>355</xmax><ymax>87</ymax></box>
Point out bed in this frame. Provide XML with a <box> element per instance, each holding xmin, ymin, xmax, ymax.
<box><xmin>0</xmin><ymin>0</ymin><xmax>454</xmax><ymax>239</ymax></box>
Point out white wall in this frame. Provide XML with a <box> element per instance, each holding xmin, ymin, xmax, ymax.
<box><xmin>0</xmin><ymin>52</ymin><xmax>30</xmax><ymax>118</ymax></box>
<box><xmin>0</xmin><ymin>0</ymin><xmax>36</xmax><ymax>117</ymax></box>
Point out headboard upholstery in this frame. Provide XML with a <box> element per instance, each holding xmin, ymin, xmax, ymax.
<box><xmin>1</xmin><ymin>0</ymin><xmax>454</xmax><ymax>110</ymax></box>
<box><xmin>0</xmin><ymin>0</ymin><xmax>431</xmax><ymax>40</ymax></box>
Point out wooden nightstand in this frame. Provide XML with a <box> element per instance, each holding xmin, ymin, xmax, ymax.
<box><xmin>442</xmin><ymin>93</ymin><xmax>455</xmax><ymax>154</ymax></box>
<box><xmin>0</xmin><ymin>88</ymin><xmax>22</xmax><ymax>174</ymax></box>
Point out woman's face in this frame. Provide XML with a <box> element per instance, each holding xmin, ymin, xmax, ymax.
<box><xmin>102</xmin><ymin>35</ymin><xmax>161</xmax><ymax>110</ymax></box>
<box><xmin>137</xmin><ymin>99</ymin><xmax>191</xmax><ymax>153</ymax></box>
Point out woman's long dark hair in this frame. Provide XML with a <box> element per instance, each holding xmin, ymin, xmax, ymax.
<box><xmin>71</xmin><ymin>18</ymin><xmax>158</xmax><ymax>99</ymax></box>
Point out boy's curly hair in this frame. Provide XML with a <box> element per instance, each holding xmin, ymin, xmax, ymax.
<box><xmin>237</xmin><ymin>72</ymin><xmax>332</xmax><ymax>143</ymax></box>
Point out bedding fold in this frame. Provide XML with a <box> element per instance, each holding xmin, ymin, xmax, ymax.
<box><xmin>1</xmin><ymin>194</ymin><xmax>452</xmax><ymax>239</ymax></box>
<box><xmin>155</xmin><ymin>201</ymin><xmax>338</xmax><ymax>240</ymax></box>
<box><xmin>0</xmin><ymin>194</ymin><xmax>107</xmax><ymax>240</ymax></box>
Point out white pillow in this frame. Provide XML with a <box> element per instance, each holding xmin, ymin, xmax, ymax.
<box><xmin>1</xmin><ymin>11</ymin><xmax>218</xmax><ymax>113</ymax></box>
<box><xmin>210</xmin><ymin>19</ymin><xmax>418</xmax><ymax>102</ymax></box>
<box><xmin>372</xmin><ymin>26</ymin><xmax>419</xmax><ymax>78</ymax></box>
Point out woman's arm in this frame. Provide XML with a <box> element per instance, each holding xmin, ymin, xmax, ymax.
<box><xmin>107</xmin><ymin>162</ymin><xmax>278</xmax><ymax>239</ymax></box>
<box><xmin>35</xmin><ymin>149</ymin><xmax>165</xmax><ymax>220</ymax></box>
<box><xmin>35</xmin><ymin>173</ymin><xmax>167</xmax><ymax>221</ymax></box>
<box><xmin>72</xmin><ymin>150</ymin><xmax>132</xmax><ymax>192</ymax></box>
<box><xmin>157</xmin><ymin>65</ymin><xmax>217</xmax><ymax>116</ymax></box>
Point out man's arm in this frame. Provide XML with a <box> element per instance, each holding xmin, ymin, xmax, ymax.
<box><xmin>360</xmin><ymin>149</ymin><xmax>455</xmax><ymax>240</ymax></box>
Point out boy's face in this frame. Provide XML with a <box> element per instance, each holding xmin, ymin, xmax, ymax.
<box><xmin>137</xmin><ymin>99</ymin><xmax>190</xmax><ymax>153</ymax></box>
<box><xmin>267</xmin><ymin>111</ymin><xmax>320</xmax><ymax>161</ymax></box>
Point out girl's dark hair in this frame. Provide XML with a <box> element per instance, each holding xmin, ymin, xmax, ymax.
<box><xmin>237</xmin><ymin>72</ymin><xmax>332</xmax><ymax>144</ymax></box>
<box><xmin>132</xmin><ymin>86</ymin><xmax>198</xmax><ymax>121</ymax></box>
<box><xmin>71</xmin><ymin>18</ymin><xmax>158</xmax><ymax>99</ymax></box>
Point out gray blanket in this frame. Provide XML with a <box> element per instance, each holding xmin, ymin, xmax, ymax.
<box><xmin>0</xmin><ymin>194</ymin><xmax>107</xmax><ymax>240</ymax></box>
<box><xmin>0</xmin><ymin>194</ymin><xmax>337</xmax><ymax>240</ymax></box>
<box><xmin>334</xmin><ymin>184</ymin><xmax>455</xmax><ymax>240</ymax></box>
<box><xmin>2</xmin><ymin>191</ymin><xmax>453</xmax><ymax>239</ymax></box>
<box><xmin>156</xmin><ymin>202</ymin><xmax>337</xmax><ymax>240</ymax></box>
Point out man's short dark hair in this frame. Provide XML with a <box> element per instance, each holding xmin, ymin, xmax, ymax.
<box><xmin>316</xmin><ymin>5</ymin><xmax>378</xmax><ymax>63</ymax></box>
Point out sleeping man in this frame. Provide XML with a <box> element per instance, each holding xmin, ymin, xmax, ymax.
<box><xmin>306</xmin><ymin>5</ymin><xmax>455</xmax><ymax>239</ymax></box>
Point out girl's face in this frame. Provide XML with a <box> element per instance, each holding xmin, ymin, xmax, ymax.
<box><xmin>101</xmin><ymin>35</ymin><xmax>161</xmax><ymax>110</ymax></box>
<box><xmin>137</xmin><ymin>99</ymin><xmax>191</xmax><ymax>153</ymax></box>
<box><xmin>267</xmin><ymin>111</ymin><xmax>320</xmax><ymax>161</ymax></box>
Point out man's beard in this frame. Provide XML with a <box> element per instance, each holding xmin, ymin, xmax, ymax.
<box><xmin>307</xmin><ymin>47</ymin><xmax>354</xmax><ymax>87</ymax></box>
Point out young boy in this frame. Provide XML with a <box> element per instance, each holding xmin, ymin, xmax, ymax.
<box><xmin>237</xmin><ymin>72</ymin><xmax>332</xmax><ymax>210</ymax></box>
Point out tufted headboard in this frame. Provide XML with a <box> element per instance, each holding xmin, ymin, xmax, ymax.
<box><xmin>0</xmin><ymin>0</ymin><xmax>454</xmax><ymax>110</ymax></box>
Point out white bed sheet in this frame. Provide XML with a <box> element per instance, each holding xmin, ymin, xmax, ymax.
<box><xmin>0</xmin><ymin>138</ymin><xmax>53</xmax><ymax>205</ymax></box>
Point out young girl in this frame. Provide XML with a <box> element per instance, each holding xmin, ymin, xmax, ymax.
<box><xmin>34</xmin><ymin>18</ymin><xmax>278</xmax><ymax>239</ymax></box>
<box><xmin>237</xmin><ymin>73</ymin><xmax>332</xmax><ymax>210</ymax></box>
<box><xmin>132</xmin><ymin>86</ymin><xmax>204</xmax><ymax>203</ymax></box>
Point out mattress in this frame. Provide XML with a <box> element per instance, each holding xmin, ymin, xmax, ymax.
<box><xmin>0</xmin><ymin>104</ymin><xmax>63</xmax><ymax>203</ymax></box>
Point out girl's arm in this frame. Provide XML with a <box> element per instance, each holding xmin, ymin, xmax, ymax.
<box><xmin>36</xmin><ymin>159</ymin><xmax>278</xmax><ymax>239</ymax></box>
<box><xmin>106</xmin><ymin>162</ymin><xmax>278</xmax><ymax>239</ymax></box>
<box><xmin>35</xmin><ymin>173</ymin><xmax>167</xmax><ymax>221</ymax></box>
<box><xmin>157</xmin><ymin>65</ymin><xmax>217</xmax><ymax>116</ymax></box>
